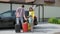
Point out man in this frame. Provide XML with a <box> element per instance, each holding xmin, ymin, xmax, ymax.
<box><xmin>15</xmin><ymin>5</ymin><xmax>27</xmax><ymax>32</ymax></box>
<box><xmin>16</xmin><ymin>5</ymin><xmax>27</xmax><ymax>25</ymax></box>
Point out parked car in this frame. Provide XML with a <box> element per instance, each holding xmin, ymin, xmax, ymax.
<box><xmin>0</xmin><ymin>10</ymin><xmax>38</xmax><ymax>29</ymax></box>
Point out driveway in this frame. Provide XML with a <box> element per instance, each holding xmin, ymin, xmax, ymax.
<box><xmin>33</xmin><ymin>22</ymin><xmax>60</xmax><ymax>34</ymax></box>
<box><xmin>0</xmin><ymin>22</ymin><xmax>60</xmax><ymax>34</ymax></box>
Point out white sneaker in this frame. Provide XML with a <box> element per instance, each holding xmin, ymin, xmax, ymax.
<box><xmin>21</xmin><ymin>30</ymin><xmax>23</xmax><ymax>32</ymax></box>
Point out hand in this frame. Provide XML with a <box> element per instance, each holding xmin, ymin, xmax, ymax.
<box><xmin>25</xmin><ymin>18</ymin><xmax>27</xmax><ymax>21</ymax></box>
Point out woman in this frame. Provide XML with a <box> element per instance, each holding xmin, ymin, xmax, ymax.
<box><xmin>28</xmin><ymin>7</ymin><xmax>35</xmax><ymax>32</ymax></box>
<box><xmin>29</xmin><ymin>7</ymin><xmax>34</xmax><ymax>19</ymax></box>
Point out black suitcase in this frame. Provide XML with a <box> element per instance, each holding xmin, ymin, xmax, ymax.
<box><xmin>15</xmin><ymin>24</ymin><xmax>21</xmax><ymax>33</ymax></box>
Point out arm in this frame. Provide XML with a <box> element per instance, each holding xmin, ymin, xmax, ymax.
<box><xmin>23</xmin><ymin>9</ymin><xmax>27</xmax><ymax>20</ymax></box>
<box><xmin>32</xmin><ymin>5</ymin><xmax>36</xmax><ymax>10</ymax></box>
<box><xmin>15</xmin><ymin>8</ymin><xmax>19</xmax><ymax>18</ymax></box>
<box><xmin>24</xmin><ymin>15</ymin><xmax>27</xmax><ymax>20</ymax></box>
<box><xmin>32</xmin><ymin>11</ymin><xmax>34</xmax><ymax>19</ymax></box>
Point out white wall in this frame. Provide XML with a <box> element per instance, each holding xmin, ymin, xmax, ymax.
<box><xmin>0</xmin><ymin>3</ymin><xmax>10</xmax><ymax>14</ymax></box>
<box><xmin>12</xmin><ymin>4</ymin><xmax>39</xmax><ymax>20</ymax></box>
<box><xmin>44</xmin><ymin>6</ymin><xmax>60</xmax><ymax>18</ymax></box>
<box><xmin>0</xmin><ymin>3</ymin><xmax>60</xmax><ymax>18</ymax></box>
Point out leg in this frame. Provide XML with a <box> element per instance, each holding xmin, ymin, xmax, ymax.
<box><xmin>19</xmin><ymin>17</ymin><xmax>23</xmax><ymax>29</ymax></box>
<box><xmin>31</xmin><ymin>19</ymin><xmax>34</xmax><ymax>32</ymax></box>
<box><xmin>28</xmin><ymin>17</ymin><xmax>33</xmax><ymax>32</ymax></box>
<box><xmin>15</xmin><ymin>18</ymin><xmax>21</xmax><ymax>32</ymax></box>
<box><xmin>16</xmin><ymin>18</ymin><xmax>19</xmax><ymax>24</ymax></box>
<box><xmin>20</xmin><ymin>17</ymin><xmax>23</xmax><ymax>24</ymax></box>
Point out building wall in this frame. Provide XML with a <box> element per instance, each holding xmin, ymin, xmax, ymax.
<box><xmin>0</xmin><ymin>3</ymin><xmax>10</xmax><ymax>14</ymax></box>
<box><xmin>0</xmin><ymin>0</ymin><xmax>10</xmax><ymax>1</ymax></box>
<box><xmin>55</xmin><ymin>0</ymin><xmax>60</xmax><ymax>7</ymax></box>
<box><xmin>44</xmin><ymin>0</ymin><xmax>60</xmax><ymax>7</ymax></box>
<box><xmin>44</xmin><ymin>6</ymin><xmax>60</xmax><ymax>18</ymax></box>
<box><xmin>0</xmin><ymin>0</ymin><xmax>60</xmax><ymax>7</ymax></box>
<box><xmin>0</xmin><ymin>3</ymin><xmax>60</xmax><ymax>18</ymax></box>
<box><xmin>34</xmin><ymin>0</ymin><xmax>44</xmax><ymax>4</ymax></box>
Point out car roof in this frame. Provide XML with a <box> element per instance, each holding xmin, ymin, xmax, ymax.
<box><xmin>0</xmin><ymin>10</ymin><xmax>16</xmax><ymax>15</ymax></box>
<box><xmin>0</xmin><ymin>10</ymin><xmax>29</xmax><ymax>15</ymax></box>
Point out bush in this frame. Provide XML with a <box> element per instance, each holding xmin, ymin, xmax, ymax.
<box><xmin>48</xmin><ymin>17</ymin><xmax>58</xmax><ymax>24</ymax></box>
<box><xmin>48</xmin><ymin>17</ymin><xmax>60</xmax><ymax>24</ymax></box>
<box><xmin>53</xmin><ymin>19</ymin><xmax>58</xmax><ymax>24</ymax></box>
<box><xmin>48</xmin><ymin>17</ymin><xmax>55</xmax><ymax>23</ymax></box>
<box><xmin>57</xmin><ymin>19</ymin><xmax>60</xmax><ymax>24</ymax></box>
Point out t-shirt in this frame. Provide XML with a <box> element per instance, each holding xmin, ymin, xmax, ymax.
<box><xmin>29</xmin><ymin>11</ymin><xmax>34</xmax><ymax>19</ymax></box>
<box><xmin>16</xmin><ymin>7</ymin><xmax>25</xmax><ymax>18</ymax></box>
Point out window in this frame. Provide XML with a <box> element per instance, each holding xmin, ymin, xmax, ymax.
<box><xmin>1</xmin><ymin>12</ymin><xmax>11</xmax><ymax>17</ymax></box>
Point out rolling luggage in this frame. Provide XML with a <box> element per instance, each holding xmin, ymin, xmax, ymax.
<box><xmin>28</xmin><ymin>23</ymin><xmax>31</xmax><ymax>31</ymax></box>
<box><xmin>15</xmin><ymin>18</ymin><xmax>22</xmax><ymax>33</ymax></box>
<box><xmin>15</xmin><ymin>24</ymin><xmax>21</xmax><ymax>33</ymax></box>
<box><xmin>22</xmin><ymin>21</ymin><xmax>28</xmax><ymax>32</ymax></box>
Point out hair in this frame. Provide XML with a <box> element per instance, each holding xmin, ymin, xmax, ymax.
<box><xmin>22</xmin><ymin>5</ymin><xmax>24</xmax><ymax>8</ymax></box>
<box><xmin>29</xmin><ymin>7</ymin><xmax>33</xmax><ymax>11</ymax></box>
<box><xmin>23</xmin><ymin>20</ymin><xmax>27</xmax><ymax>23</ymax></box>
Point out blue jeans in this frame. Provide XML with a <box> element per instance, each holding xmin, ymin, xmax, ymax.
<box><xmin>16</xmin><ymin>17</ymin><xmax>23</xmax><ymax>24</ymax></box>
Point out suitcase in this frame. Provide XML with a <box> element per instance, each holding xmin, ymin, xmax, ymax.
<box><xmin>15</xmin><ymin>24</ymin><xmax>21</xmax><ymax>33</ymax></box>
<box><xmin>28</xmin><ymin>23</ymin><xmax>31</xmax><ymax>31</ymax></box>
<box><xmin>22</xmin><ymin>22</ymin><xmax>28</xmax><ymax>32</ymax></box>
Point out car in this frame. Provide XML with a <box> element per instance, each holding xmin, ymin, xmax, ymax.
<box><xmin>0</xmin><ymin>10</ymin><xmax>38</xmax><ymax>29</ymax></box>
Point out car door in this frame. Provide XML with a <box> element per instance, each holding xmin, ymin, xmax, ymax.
<box><xmin>0</xmin><ymin>11</ymin><xmax>14</xmax><ymax>28</ymax></box>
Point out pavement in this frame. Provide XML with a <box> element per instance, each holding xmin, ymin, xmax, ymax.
<box><xmin>33</xmin><ymin>23</ymin><xmax>60</xmax><ymax>34</ymax></box>
<box><xmin>0</xmin><ymin>22</ymin><xmax>60</xmax><ymax>34</ymax></box>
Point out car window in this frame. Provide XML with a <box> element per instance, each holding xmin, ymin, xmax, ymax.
<box><xmin>25</xmin><ymin>11</ymin><xmax>29</xmax><ymax>17</ymax></box>
<box><xmin>2</xmin><ymin>12</ymin><xmax>11</xmax><ymax>17</ymax></box>
<box><xmin>12</xmin><ymin>11</ymin><xmax>16</xmax><ymax>16</ymax></box>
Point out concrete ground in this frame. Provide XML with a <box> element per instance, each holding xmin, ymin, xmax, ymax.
<box><xmin>0</xmin><ymin>22</ymin><xmax>60</xmax><ymax>34</ymax></box>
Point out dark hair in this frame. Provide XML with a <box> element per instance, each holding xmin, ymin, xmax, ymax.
<box><xmin>22</xmin><ymin>5</ymin><xmax>24</xmax><ymax>8</ymax></box>
<box><xmin>23</xmin><ymin>20</ymin><xmax>27</xmax><ymax>23</ymax></box>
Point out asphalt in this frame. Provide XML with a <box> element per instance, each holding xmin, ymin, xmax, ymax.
<box><xmin>0</xmin><ymin>22</ymin><xmax>60</xmax><ymax>34</ymax></box>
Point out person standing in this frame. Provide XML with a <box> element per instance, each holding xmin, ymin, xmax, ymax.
<box><xmin>29</xmin><ymin>7</ymin><xmax>34</xmax><ymax>19</ymax></box>
<box><xmin>28</xmin><ymin>7</ymin><xmax>35</xmax><ymax>32</ymax></box>
<box><xmin>15</xmin><ymin>5</ymin><xmax>27</xmax><ymax>31</ymax></box>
